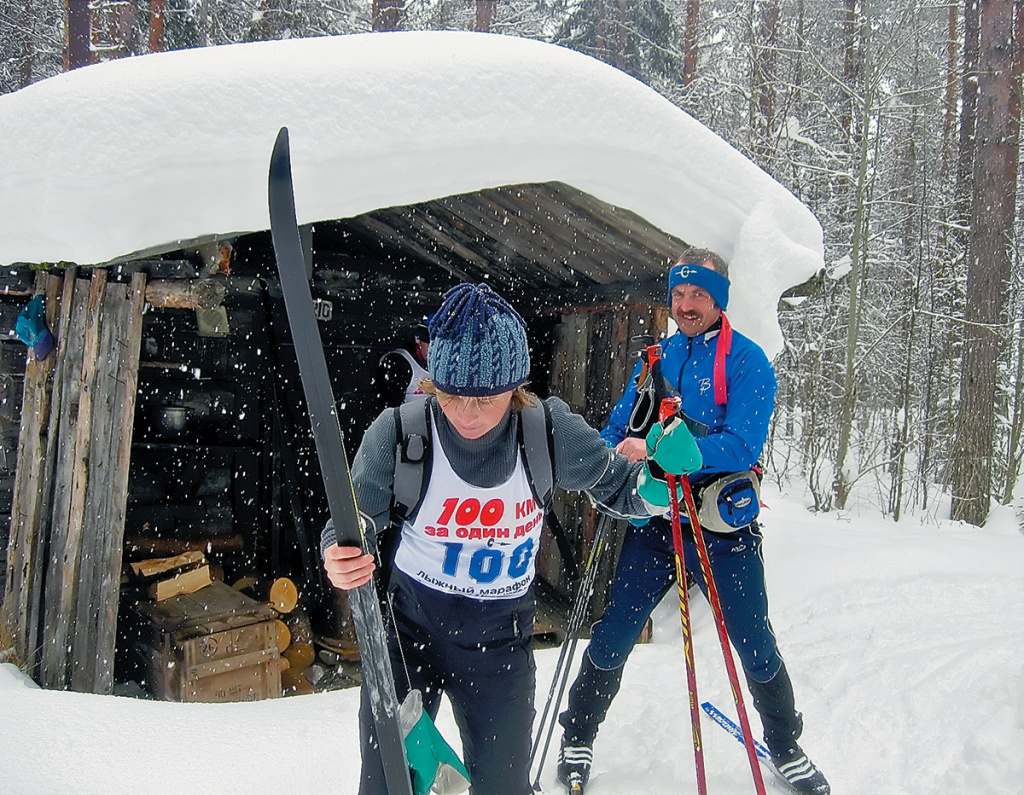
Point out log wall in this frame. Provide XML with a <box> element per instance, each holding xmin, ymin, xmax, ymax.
<box><xmin>2</xmin><ymin>269</ymin><xmax>146</xmax><ymax>693</ymax></box>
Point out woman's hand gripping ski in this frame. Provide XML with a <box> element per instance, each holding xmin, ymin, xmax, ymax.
<box><xmin>636</xmin><ymin>416</ymin><xmax>702</xmax><ymax>512</ymax></box>
<box><xmin>323</xmin><ymin>543</ymin><xmax>376</xmax><ymax>590</ymax></box>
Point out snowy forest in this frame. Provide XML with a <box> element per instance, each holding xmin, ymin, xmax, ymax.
<box><xmin>1</xmin><ymin>0</ymin><xmax>1021</xmax><ymax>529</ymax></box>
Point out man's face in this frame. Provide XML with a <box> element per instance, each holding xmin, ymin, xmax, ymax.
<box><xmin>670</xmin><ymin>261</ymin><xmax>722</xmax><ymax>337</ymax></box>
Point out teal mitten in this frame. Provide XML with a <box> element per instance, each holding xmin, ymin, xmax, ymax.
<box><xmin>645</xmin><ymin>417</ymin><xmax>702</xmax><ymax>475</ymax></box>
<box><xmin>637</xmin><ymin>462</ymin><xmax>682</xmax><ymax>513</ymax></box>
<box><xmin>399</xmin><ymin>690</ymin><xmax>470</xmax><ymax>795</ymax></box>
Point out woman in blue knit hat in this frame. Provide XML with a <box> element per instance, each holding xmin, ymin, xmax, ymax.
<box><xmin>322</xmin><ymin>282</ymin><xmax>702</xmax><ymax>795</ymax></box>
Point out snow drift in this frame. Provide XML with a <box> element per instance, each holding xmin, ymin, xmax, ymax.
<box><xmin>0</xmin><ymin>31</ymin><xmax>822</xmax><ymax>357</ymax></box>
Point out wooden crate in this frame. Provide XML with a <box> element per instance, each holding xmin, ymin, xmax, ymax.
<box><xmin>134</xmin><ymin>580</ymin><xmax>282</xmax><ymax>703</ymax></box>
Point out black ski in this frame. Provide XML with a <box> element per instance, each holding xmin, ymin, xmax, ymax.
<box><xmin>268</xmin><ymin>127</ymin><xmax>413</xmax><ymax>795</ymax></box>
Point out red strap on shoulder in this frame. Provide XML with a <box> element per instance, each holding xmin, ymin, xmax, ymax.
<box><xmin>714</xmin><ymin>313</ymin><xmax>732</xmax><ymax>405</ymax></box>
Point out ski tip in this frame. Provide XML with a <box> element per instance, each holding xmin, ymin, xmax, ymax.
<box><xmin>270</xmin><ymin>127</ymin><xmax>291</xmax><ymax>175</ymax></box>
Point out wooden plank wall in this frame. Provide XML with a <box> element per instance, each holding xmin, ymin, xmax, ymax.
<box><xmin>2</xmin><ymin>272</ymin><xmax>63</xmax><ymax>667</ymax></box>
<box><xmin>539</xmin><ymin>302</ymin><xmax>668</xmax><ymax>617</ymax></box>
<box><xmin>2</xmin><ymin>269</ymin><xmax>146</xmax><ymax>693</ymax></box>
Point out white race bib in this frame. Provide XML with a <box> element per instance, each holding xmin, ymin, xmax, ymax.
<box><xmin>393</xmin><ymin>417</ymin><xmax>545</xmax><ymax>600</ymax></box>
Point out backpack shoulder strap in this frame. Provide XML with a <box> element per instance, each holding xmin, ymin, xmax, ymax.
<box><xmin>518</xmin><ymin>400</ymin><xmax>555</xmax><ymax>510</ymax></box>
<box><xmin>520</xmin><ymin>400</ymin><xmax>583</xmax><ymax>582</ymax></box>
<box><xmin>391</xmin><ymin>400</ymin><xmax>432</xmax><ymax>524</ymax></box>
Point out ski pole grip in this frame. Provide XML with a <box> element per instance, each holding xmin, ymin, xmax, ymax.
<box><xmin>659</xmin><ymin>396</ymin><xmax>681</xmax><ymax>425</ymax></box>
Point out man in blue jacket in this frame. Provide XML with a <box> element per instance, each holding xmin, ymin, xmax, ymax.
<box><xmin>557</xmin><ymin>249</ymin><xmax>829</xmax><ymax>794</ymax></box>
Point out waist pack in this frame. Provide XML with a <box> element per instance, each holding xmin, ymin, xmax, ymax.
<box><xmin>696</xmin><ymin>470</ymin><xmax>761</xmax><ymax>533</ymax></box>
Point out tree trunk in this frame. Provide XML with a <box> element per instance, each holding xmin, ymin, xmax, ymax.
<box><xmin>473</xmin><ymin>0</ymin><xmax>495</xmax><ymax>32</ymax></box>
<box><xmin>373</xmin><ymin>0</ymin><xmax>404</xmax><ymax>31</ymax></box>
<box><xmin>751</xmin><ymin>0</ymin><xmax>780</xmax><ymax>163</ymax></box>
<box><xmin>682</xmin><ymin>0</ymin><xmax>699</xmax><ymax>86</ymax></box>
<box><xmin>1002</xmin><ymin>319</ymin><xmax>1024</xmax><ymax>503</ymax></box>
<box><xmin>149</xmin><ymin>0</ymin><xmax>165</xmax><ymax>52</ymax></box>
<box><xmin>842</xmin><ymin>0</ymin><xmax>861</xmax><ymax>143</ymax></box>
<box><xmin>954</xmin><ymin>0</ymin><xmax>981</xmax><ymax>239</ymax></box>
<box><xmin>19</xmin><ymin>1</ymin><xmax>36</xmax><ymax>87</ymax></box>
<box><xmin>66</xmin><ymin>0</ymin><xmax>91</xmax><ymax>70</ymax></box>
<box><xmin>950</xmin><ymin>0</ymin><xmax>1020</xmax><ymax>525</ymax></box>
<box><xmin>833</xmin><ymin>0</ymin><xmax>874</xmax><ymax>510</ymax></box>
<box><xmin>942</xmin><ymin>2</ymin><xmax>959</xmax><ymax>181</ymax></box>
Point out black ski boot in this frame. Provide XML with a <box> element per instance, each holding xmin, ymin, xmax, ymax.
<box><xmin>556</xmin><ymin>651</ymin><xmax>625</xmax><ymax>793</ymax></box>
<box><xmin>769</xmin><ymin>744</ymin><xmax>831</xmax><ymax>794</ymax></box>
<box><xmin>746</xmin><ymin>663</ymin><xmax>830</xmax><ymax>794</ymax></box>
<box><xmin>556</xmin><ymin>738</ymin><xmax>592</xmax><ymax>793</ymax></box>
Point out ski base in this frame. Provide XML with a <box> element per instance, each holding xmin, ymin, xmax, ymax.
<box><xmin>269</xmin><ymin>126</ymin><xmax>413</xmax><ymax>795</ymax></box>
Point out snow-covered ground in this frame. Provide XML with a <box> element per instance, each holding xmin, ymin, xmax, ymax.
<box><xmin>3</xmin><ymin>481</ymin><xmax>1021</xmax><ymax>794</ymax></box>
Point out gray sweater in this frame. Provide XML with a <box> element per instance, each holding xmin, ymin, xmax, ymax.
<box><xmin>321</xmin><ymin>396</ymin><xmax>651</xmax><ymax>551</ymax></box>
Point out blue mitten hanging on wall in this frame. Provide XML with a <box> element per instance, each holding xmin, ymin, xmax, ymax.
<box><xmin>15</xmin><ymin>295</ymin><xmax>54</xmax><ymax>360</ymax></box>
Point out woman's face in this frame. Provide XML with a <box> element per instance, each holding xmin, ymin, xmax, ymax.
<box><xmin>437</xmin><ymin>390</ymin><xmax>514</xmax><ymax>439</ymax></box>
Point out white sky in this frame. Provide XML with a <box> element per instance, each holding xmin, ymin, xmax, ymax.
<box><xmin>0</xmin><ymin>31</ymin><xmax>823</xmax><ymax>358</ymax></box>
<box><xmin>2</xmin><ymin>485</ymin><xmax>1021</xmax><ymax>794</ymax></box>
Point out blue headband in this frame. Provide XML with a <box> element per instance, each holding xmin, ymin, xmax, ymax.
<box><xmin>668</xmin><ymin>262</ymin><xmax>730</xmax><ymax>310</ymax></box>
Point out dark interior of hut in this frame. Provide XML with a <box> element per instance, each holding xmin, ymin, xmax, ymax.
<box><xmin>2</xmin><ymin>180</ymin><xmax>680</xmax><ymax>698</ymax></box>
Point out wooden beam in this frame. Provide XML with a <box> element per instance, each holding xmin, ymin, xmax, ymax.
<box><xmin>145</xmin><ymin>277</ymin><xmax>260</xmax><ymax>309</ymax></box>
<box><xmin>437</xmin><ymin>192</ymin><xmax>580</xmax><ymax>286</ymax></box>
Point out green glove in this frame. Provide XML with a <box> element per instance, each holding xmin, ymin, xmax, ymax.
<box><xmin>399</xmin><ymin>690</ymin><xmax>470</xmax><ymax>795</ymax></box>
<box><xmin>637</xmin><ymin>462</ymin><xmax>683</xmax><ymax>512</ymax></box>
<box><xmin>645</xmin><ymin>417</ymin><xmax>702</xmax><ymax>475</ymax></box>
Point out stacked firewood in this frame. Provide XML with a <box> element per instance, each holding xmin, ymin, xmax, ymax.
<box><xmin>128</xmin><ymin>551</ymin><xmax>214</xmax><ymax>601</ymax></box>
<box><xmin>230</xmin><ymin>575</ymin><xmax>317</xmax><ymax>696</ymax></box>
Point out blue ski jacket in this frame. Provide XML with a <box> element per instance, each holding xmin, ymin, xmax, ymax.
<box><xmin>602</xmin><ymin>322</ymin><xmax>776</xmax><ymax>480</ymax></box>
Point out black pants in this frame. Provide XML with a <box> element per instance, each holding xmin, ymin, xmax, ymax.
<box><xmin>358</xmin><ymin>571</ymin><xmax>536</xmax><ymax>795</ymax></box>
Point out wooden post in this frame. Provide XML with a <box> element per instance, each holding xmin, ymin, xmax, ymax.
<box><xmin>71</xmin><ymin>273</ymin><xmax>146</xmax><ymax>692</ymax></box>
<box><xmin>2</xmin><ymin>272</ymin><xmax>63</xmax><ymax>668</ymax></box>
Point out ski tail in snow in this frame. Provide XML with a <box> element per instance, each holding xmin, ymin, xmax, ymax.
<box><xmin>701</xmin><ymin>701</ymin><xmax>771</xmax><ymax>760</ymax></box>
<box><xmin>702</xmin><ymin>701</ymin><xmax>806</xmax><ymax>792</ymax></box>
<box><xmin>268</xmin><ymin>127</ymin><xmax>414</xmax><ymax>795</ymax></box>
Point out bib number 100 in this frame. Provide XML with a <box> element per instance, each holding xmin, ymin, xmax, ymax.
<box><xmin>441</xmin><ymin>538</ymin><xmax>535</xmax><ymax>583</ymax></box>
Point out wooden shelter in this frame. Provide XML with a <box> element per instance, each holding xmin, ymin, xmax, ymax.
<box><xmin>0</xmin><ymin>178</ymin><xmax>683</xmax><ymax>695</ymax></box>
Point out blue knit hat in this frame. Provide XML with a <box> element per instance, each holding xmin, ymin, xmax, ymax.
<box><xmin>668</xmin><ymin>262</ymin><xmax>730</xmax><ymax>310</ymax></box>
<box><xmin>428</xmin><ymin>283</ymin><xmax>530</xmax><ymax>397</ymax></box>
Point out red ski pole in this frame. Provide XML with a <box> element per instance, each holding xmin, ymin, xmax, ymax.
<box><xmin>650</xmin><ymin>342</ymin><xmax>766</xmax><ymax>795</ymax></box>
<box><xmin>646</xmin><ymin>347</ymin><xmax>706</xmax><ymax>795</ymax></box>
<box><xmin>666</xmin><ymin>464</ymin><xmax>708</xmax><ymax>794</ymax></box>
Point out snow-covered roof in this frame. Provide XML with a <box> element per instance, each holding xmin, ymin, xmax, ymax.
<box><xmin>0</xmin><ymin>31</ymin><xmax>823</xmax><ymax>357</ymax></box>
